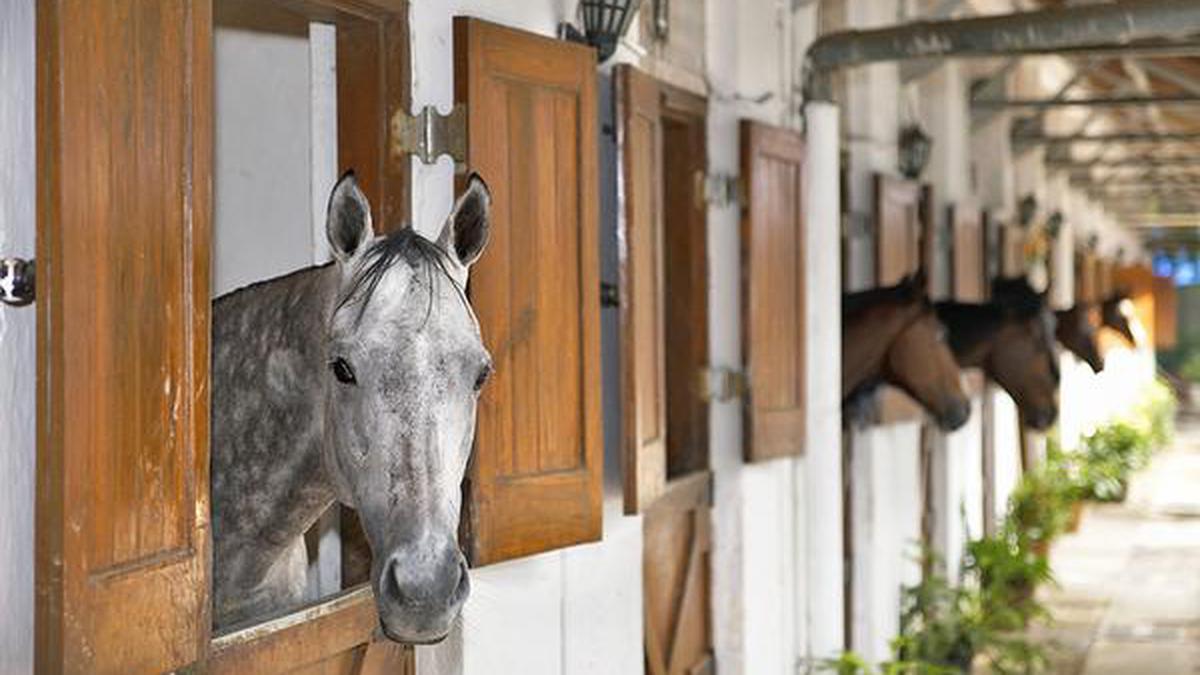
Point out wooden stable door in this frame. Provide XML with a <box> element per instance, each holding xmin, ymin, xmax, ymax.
<box><xmin>741</xmin><ymin>120</ymin><xmax>806</xmax><ymax>461</ymax></box>
<box><xmin>36</xmin><ymin>2</ymin><xmax>213</xmax><ymax>671</ymax></box>
<box><xmin>456</xmin><ymin>18</ymin><xmax>604</xmax><ymax>565</ymax></box>
<box><xmin>615</xmin><ymin>64</ymin><xmax>669</xmax><ymax>514</ymax></box>
<box><xmin>949</xmin><ymin>202</ymin><xmax>987</xmax><ymax>303</ymax></box>
<box><xmin>38</xmin><ymin>1</ymin><xmax>415</xmax><ymax>672</ymax></box>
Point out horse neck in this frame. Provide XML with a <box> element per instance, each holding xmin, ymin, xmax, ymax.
<box><xmin>842</xmin><ymin>300</ymin><xmax>921</xmax><ymax>398</ymax></box>
<box><xmin>937</xmin><ymin>302</ymin><xmax>1005</xmax><ymax>368</ymax></box>
<box><xmin>211</xmin><ymin>263</ymin><xmax>341</xmax><ymax>584</ymax></box>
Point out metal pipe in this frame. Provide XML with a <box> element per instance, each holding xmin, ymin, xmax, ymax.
<box><xmin>803</xmin><ymin>1</ymin><xmax>1200</xmax><ymax>102</ymax></box>
<box><xmin>1047</xmin><ymin>157</ymin><xmax>1200</xmax><ymax>169</ymax></box>
<box><xmin>974</xmin><ymin>94</ymin><xmax>1200</xmax><ymax>110</ymax></box>
<box><xmin>1020</xmin><ymin>132</ymin><xmax>1200</xmax><ymax>145</ymax></box>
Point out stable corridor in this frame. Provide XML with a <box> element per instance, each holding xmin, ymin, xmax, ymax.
<box><xmin>1034</xmin><ymin>418</ymin><xmax>1200</xmax><ymax>674</ymax></box>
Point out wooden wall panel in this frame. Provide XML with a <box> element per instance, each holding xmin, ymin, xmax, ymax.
<box><xmin>741</xmin><ymin>120</ymin><xmax>806</xmax><ymax>461</ymax></box>
<box><xmin>615</xmin><ymin>64</ymin><xmax>668</xmax><ymax>514</ymax></box>
<box><xmin>873</xmin><ymin>174</ymin><xmax>924</xmax><ymax>287</ymax></box>
<box><xmin>1154</xmin><ymin>275</ymin><xmax>1178</xmax><ymax>350</ymax></box>
<box><xmin>37</xmin><ymin>1</ymin><xmax>212</xmax><ymax>670</ymax></box>
<box><xmin>949</xmin><ymin>203</ymin><xmax>986</xmax><ymax>303</ymax></box>
<box><xmin>456</xmin><ymin>18</ymin><xmax>602</xmax><ymax>565</ymax></box>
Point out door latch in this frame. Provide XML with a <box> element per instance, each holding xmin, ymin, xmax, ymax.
<box><xmin>392</xmin><ymin>105</ymin><xmax>467</xmax><ymax>173</ymax></box>
<box><xmin>0</xmin><ymin>257</ymin><xmax>34</xmax><ymax>306</ymax></box>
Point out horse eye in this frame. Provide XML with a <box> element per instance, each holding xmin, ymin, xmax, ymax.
<box><xmin>330</xmin><ymin>358</ymin><xmax>357</xmax><ymax>385</ymax></box>
<box><xmin>474</xmin><ymin>364</ymin><xmax>493</xmax><ymax>392</ymax></box>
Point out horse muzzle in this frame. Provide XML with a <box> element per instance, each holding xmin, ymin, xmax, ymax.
<box><xmin>937</xmin><ymin>396</ymin><xmax>972</xmax><ymax>432</ymax></box>
<box><xmin>375</xmin><ymin>539</ymin><xmax>470</xmax><ymax>644</ymax></box>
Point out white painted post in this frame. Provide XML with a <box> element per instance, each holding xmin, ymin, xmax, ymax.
<box><xmin>309</xmin><ymin>20</ymin><xmax>341</xmax><ymax>599</ymax></box>
<box><xmin>803</xmin><ymin>101</ymin><xmax>845</xmax><ymax>662</ymax></box>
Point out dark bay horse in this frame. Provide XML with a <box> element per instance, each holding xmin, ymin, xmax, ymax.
<box><xmin>936</xmin><ymin>278</ymin><xmax>1060</xmax><ymax>430</ymax></box>
<box><xmin>1055</xmin><ymin>302</ymin><xmax>1104</xmax><ymax>373</ymax></box>
<box><xmin>1101</xmin><ymin>290</ymin><xmax>1138</xmax><ymax>347</ymax></box>
<box><xmin>211</xmin><ymin>173</ymin><xmax>492</xmax><ymax>643</ymax></box>
<box><xmin>843</xmin><ymin>276</ymin><xmax>971</xmax><ymax>431</ymax></box>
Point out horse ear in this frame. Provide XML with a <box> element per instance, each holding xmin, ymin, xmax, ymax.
<box><xmin>439</xmin><ymin>173</ymin><xmax>491</xmax><ymax>269</ymax></box>
<box><xmin>326</xmin><ymin>171</ymin><xmax>375</xmax><ymax>263</ymax></box>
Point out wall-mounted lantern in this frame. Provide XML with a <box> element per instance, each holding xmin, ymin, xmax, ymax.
<box><xmin>897</xmin><ymin>123</ymin><xmax>932</xmax><ymax>180</ymax></box>
<box><xmin>559</xmin><ymin>0</ymin><xmax>642</xmax><ymax>63</ymax></box>
<box><xmin>1018</xmin><ymin>194</ymin><xmax>1038</xmax><ymax>227</ymax></box>
<box><xmin>1086</xmin><ymin>233</ymin><xmax>1100</xmax><ymax>252</ymax></box>
<box><xmin>651</xmin><ymin>0</ymin><xmax>669</xmax><ymax>40</ymax></box>
<box><xmin>1046</xmin><ymin>210</ymin><xmax>1064</xmax><ymax>239</ymax></box>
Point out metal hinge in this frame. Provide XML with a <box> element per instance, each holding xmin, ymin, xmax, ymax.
<box><xmin>698</xmin><ymin>366</ymin><xmax>748</xmax><ymax>402</ymax></box>
<box><xmin>0</xmin><ymin>257</ymin><xmax>34</xmax><ymax>307</ymax></box>
<box><xmin>694</xmin><ymin>171</ymin><xmax>745</xmax><ymax>209</ymax></box>
<box><xmin>391</xmin><ymin>105</ymin><xmax>467</xmax><ymax>172</ymax></box>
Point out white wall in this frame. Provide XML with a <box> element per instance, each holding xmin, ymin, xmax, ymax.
<box><xmin>0</xmin><ymin>1</ymin><xmax>36</xmax><ymax>671</ymax></box>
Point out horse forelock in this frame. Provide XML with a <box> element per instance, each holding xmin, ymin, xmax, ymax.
<box><xmin>335</xmin><ymin>228</ymin><xmax>467</xmax><ymax>327</ymax></box>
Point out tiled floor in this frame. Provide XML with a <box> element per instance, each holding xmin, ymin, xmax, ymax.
<box><xmin>1031</xmin><ymin>419</ymin><xmax>1200</xmax><ymax>675</ymax></box>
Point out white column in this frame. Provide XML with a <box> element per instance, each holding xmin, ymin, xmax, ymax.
<box><xmin>804</xmin><ymin>101</ymin><xmax>845</xmax><ymax>661</ymax></box>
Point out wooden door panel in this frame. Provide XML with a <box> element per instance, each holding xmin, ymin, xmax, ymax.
<box><xmin>456</xmin><ymin>17</ymin><xmax>602</xmax><ymax>565</ymax></box>
<box><xmin>874</xmin><ymin>174</ymin><xmax>923</xmax><ymax>287</ymax></box>
<box><xmin>1153</xmin><ymin>274</ymin><xmax>1177</xmax><ymax>349</ymax></box>
<box><xmin>950</xmin><ymin>203</ymin><xmax>986</xmax><ymax>303</ymax></box>
<box><xmin>37</xmin><ymin>0</ymin><xmax>212</xmax><ymax>671</ymax></box>
<box><xmin>741</xmin><ymin>120</ymin><xmax>805</xmax><ymax>461</ymax></box>
<box><xmin>644</xmin><ymin>474</ymin><xmax>714</xmax><ymax>675</ymax></box>
<box><xmin>616</xmin><ymin>65</ymin><xmax>669</xmax><ymax>513</ymax></box>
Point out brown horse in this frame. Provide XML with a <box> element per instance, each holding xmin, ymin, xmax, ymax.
<box><xmin>1101</xmin><ymin>290</ymin><xmax>1138</xmax><ymax>347</ymax></box>
<box><xmin>843</xmin><ymin>275</ymin><xmax>971</xmax><ymax>431</ymax></box>
<box><xmin>936</xmin><ymin>278</ymin><xmax>1059</xmax><ymax>430</ymax></box>
<box><xmin>1055</xmin><ymin>302</ymin><xmax>1104</xmax><ymax>373</ymax></box>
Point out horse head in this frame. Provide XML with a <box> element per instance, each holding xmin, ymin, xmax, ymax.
<box><xmin>843</xmin><ymin>275</ymin><xmax>971</xmax><ymax>431</ymax></box>
<box><xmin>1055</xmin><ymin>302</ymin><xmax>1104</xmax><ymax>373</ymax></box>
<box><xmin>1101</xmin><ymin>290</ymin><xmax>1138</xmax><ymax>347</ymax></box>
<box><xmin>323</xmin><ymin>173</ymin><xmax>491</xmax><ymax>643</ymax></box>
<box><xmin>987</xmin><ymin>277</ymin><xmax>1060</xmax><ymax>430</ymax></box>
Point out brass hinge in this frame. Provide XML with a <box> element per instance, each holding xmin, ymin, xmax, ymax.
<box><xmin>391</xmin><ymin>105</ymin><xmax>467</xmax><ymax>172</ymax></box>
<box><xmin>697</xmin><ymin>366</ymin><xmax>748</xmax><ymax>402</ymax></box>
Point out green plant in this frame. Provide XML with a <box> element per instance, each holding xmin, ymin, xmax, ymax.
<box><xmin>1077</xmin><ymin>420</ymin><xmax>1151</xmax><ymax>502</ymax></box>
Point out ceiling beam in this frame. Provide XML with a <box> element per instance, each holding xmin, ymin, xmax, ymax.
<box><xmin>1048</xmin><ymin>157</ymin><xmax>1200</xmax><ymax>169</ymax></box>
<box><xmin>1017</xmin><ymin>131</ymin><xmax>1200</xmax><ymax>144</ymax></box>
<box><xmin>974</xmin><ymin>94</ymin><xmax>1200</xmax><ymax>109</ymax></box>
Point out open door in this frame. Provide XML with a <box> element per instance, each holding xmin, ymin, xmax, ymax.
<box><xmin>740</xmin><ymin>120</ymin><xmax>807</xmax><ymax>461</ymax></box>
<box><xmin>615</xmin><ymin>64</ymin><xmax>669</xmax><ymax>514</ymax></box>
<box><xmin>36</xmin><ymin>2</ymin><xmax>213</xmax><ymax>671</ymax></box>
<box><xmin>455</xmin><ymin>17</ymin><xmax>604</xmax><ymax>566</ymax></box>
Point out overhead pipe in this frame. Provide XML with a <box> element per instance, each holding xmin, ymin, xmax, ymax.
<box><xmin>974</xmin><ymin>94</ymin><xmax>1200</xmax><ymax>110</ymax></box>
<box><xmin>802</xmin><ymin>1</ymin><xmax>1200</xmax><ymax>102</ymax></box>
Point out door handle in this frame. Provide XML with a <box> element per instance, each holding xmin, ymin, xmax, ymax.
<box><xmin>0</xmin><ymin>257</ymin><xmax>35</xmax><ymax>306</ymax></box>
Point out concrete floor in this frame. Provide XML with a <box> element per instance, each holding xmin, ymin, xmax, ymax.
<box><xmin>1030</xmin><ymin>419</ymin><xmax>1200</xmax><ymax>675</ymax></box>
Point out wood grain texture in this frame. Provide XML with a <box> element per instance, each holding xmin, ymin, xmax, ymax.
<box><xmin>873</xmin><ymin>174</ymin><xmax>923</xmax><ymax>287</ymax></box>
<box><xmin>1153</xmin><ymin>273</ymin><xmax>1177</xmax><ymax>350</ymax></box>
<box><xmin>740</xmin><ymin>120</ymin><xmax>806</xmax><ymax>461</ymax></box>
<box><xmin>37</xmin><ymin>0</ymin><xmax>212</xmax><ymax>671</ymax></box>
<box><xmin>456</xmin><ymin>17</ymin><xmax>603</xmax><ymax>565</ymax></box>
<box><xmin>615</xmin><ymin>65</ymin><xmax>668</xmax><ymax>514</ymax></box>
<box><xmin>210</xmin><ymin>588</ymin><xmax>413</xmax><ymax>674</ymax></box>
<box><xmin>660</xmin><ymin>89</ymin><xmax>709</xmax><ymax>480</ymax></box>
<box><xmin>643</xmin><ymin>473</ymin><xmax>714</xmax><ymax>675</ymax></box>
<box><xmin>949</xmin><ymin>203</ymin><xmax>986</xmax><ymax>303</ymax></box>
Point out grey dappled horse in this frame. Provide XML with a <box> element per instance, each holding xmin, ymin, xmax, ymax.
<box><xmin>211</xmin><ymin>173</ymin><xmax>492</xmax><ymax>643</ymax></box>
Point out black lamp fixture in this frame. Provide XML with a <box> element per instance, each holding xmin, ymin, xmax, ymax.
<box><xmin>559</xmin><ymin>0</ymin><xmax>642</xmax><ymax>63</ymax></box>
<box><xmin>1046</xmin><ymin>210</ymin><xmax>1064</xmax><ymax>239</ymax></box>
<box><xmin>1018</xmin><ymin>194</ymin><xmax>1038</xmax><ymax>227</ymax></box>
<box><xmin>897</xmin><ymin>123</ymin><xmax>932</xmax><ymax>180</ymax></box>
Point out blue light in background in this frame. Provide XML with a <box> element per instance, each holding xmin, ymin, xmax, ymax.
<box><xmin>1175</xmin><ymin>252</ymin><xmax>1198</xmax><ymax>286</ymax></box>
<box><xmin>1154</xmin><ymin>253</ymin><xmax>1174</xmax><ymax>278</ymax></box>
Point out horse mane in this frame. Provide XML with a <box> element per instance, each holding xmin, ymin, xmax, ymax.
<box><xmin>989</xmin><ymin>276</ymin><xmax>1044</xmax><ymax>318</ymax></box>
<box><xmin>842</xmin><ymin>274</ymin><xmax>925</xmax><ymax>316</ymax></box>
<box><xmin>336</xmin><ymin>227</ymin><xmax>463</xmax><ymax>325</ymax></box>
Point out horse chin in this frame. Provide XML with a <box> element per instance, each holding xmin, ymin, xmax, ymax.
<box><xmin>1024</xmin><ymin>407</ymin><xmax>1058</xmax><ymax>431</ymax></box>
<box><xmin>380</xmin><ymin>623</ymin><xmax>451</xmax><ymax>645</ymax></box>
<box><xmin>935</xmin><ymin>397</ymin><xmax>971</xmax><ymax>432</ymax></box>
